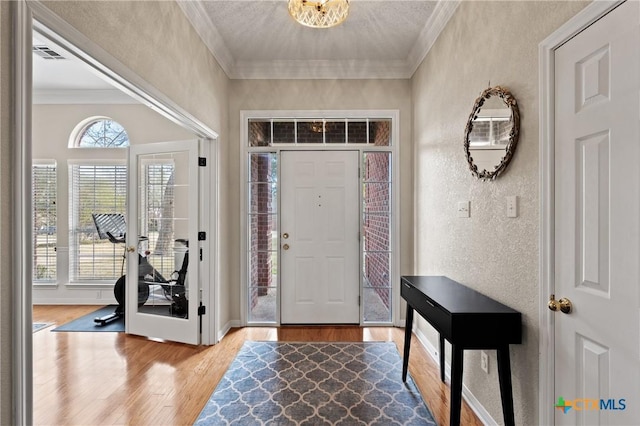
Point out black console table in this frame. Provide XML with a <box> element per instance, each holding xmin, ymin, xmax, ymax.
<box><xmin>401</xmin><ymin>275</ymin><xmax>522</xmax><ymax>426</ymax></box>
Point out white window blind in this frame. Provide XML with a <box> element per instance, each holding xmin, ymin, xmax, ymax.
<box><xmin>33</xmin><ymin>162</ymin><xmax>57</xmax><ymax>282</ymax></box>
<box><xmin>69</xmin><ymin>163</ymin><xmax>127</xmax><ymax>282</ymax></box>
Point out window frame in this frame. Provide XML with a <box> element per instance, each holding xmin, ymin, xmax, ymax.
<box><xmin>69</xmin><ymin>116</ymin><xmax>130</xmax><ymax>149</ymax></box>
<box><xmin>68</xmin><ymin>159</ymin><xmax>128</xmax><ymax>284</ymax></box>
<box><xmin>32</xmin><ymin>160</ymin><xmax>58</xmax><ymax>284</ymax></box>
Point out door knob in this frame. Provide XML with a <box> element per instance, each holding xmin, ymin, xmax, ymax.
<box><xmin>283</xmin><ymin>244</ymin><xmax>290</xmax><ymax>250</ymax></box>
<box><xmin>548</xmin><ymin>294</ymin><xmax>572</xmax><ymax>314</ymax></box>
<box><xmin>126</xmin><ymin>246</ymin><xmax>136</xmax><ymax>253</ymax></box>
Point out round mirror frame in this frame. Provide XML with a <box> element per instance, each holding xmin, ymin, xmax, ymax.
<box><xmin>464</xmin><ymin>86</ymin><xmax>520</xmax><ymax>181</ymax></box>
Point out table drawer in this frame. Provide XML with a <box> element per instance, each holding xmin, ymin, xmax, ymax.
<box><xmin>401</xmin><ymin>280</ymin><xmax>451</xmax><ymax>337</ymax></box>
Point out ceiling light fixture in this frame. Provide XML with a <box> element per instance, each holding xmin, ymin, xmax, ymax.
<box><xmin>288</xmin><ymin>0</ymin><xmax>350</xmax><ymax>29</ymax></box>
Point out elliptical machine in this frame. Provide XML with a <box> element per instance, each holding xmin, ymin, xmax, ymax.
<box><xmin>91</xmin><ymin>213</ymin><xmax>189</xmax><ymax>326</ymax></box>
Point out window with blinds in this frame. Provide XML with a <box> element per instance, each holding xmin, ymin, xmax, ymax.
<box><xmin>33</xmin><ymin>162</ymin><xmax>57</xmax><ymax>282</ymax></box>
<box><xmin>69</xmin><ymin>163</ymin><xmax>127</xmax><ymax>282</ymax></box>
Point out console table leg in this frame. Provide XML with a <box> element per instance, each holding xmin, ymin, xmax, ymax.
<box><xmin>449</xmin><ymin>345</ymin><xmax>463</xmax><ymax>426</ymax></box>
<box><xmin>402</xmin><ymin>306</ymin><xmax>413</xmax><ymax>382</ymax></box>
<box><xmin>439</xmin><ymin>334</ymin><xmax>445</xmax><ymax>382</ymax></box>
<box><xmin>497</xmin><ymin>345</ymin><xmax>515</xmax><ymax>426</ymax></box>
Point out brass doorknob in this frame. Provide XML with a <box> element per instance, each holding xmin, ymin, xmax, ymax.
<box><xmin>548</xmin><ymin>294</ymin><xmax>572</xmax><ymax>314</ymax></box>
<box><xmin>126</xmin><ymin>246</ymin><xmax>136</xmax><ymax>253</ymax></box>
<box><xmin>548</xmin><ymin>294</ymin><xmax>559</xmax><ymax>311</ymax></box>
<box><xmin>283</xmin><ymin>244</ymin><xmax>290</xmax><ymax>250</ymax></box>
<box><xmin>283</xmin><ymin>233</ymin><xmax>289</xmax><ymax>239</ymax></box>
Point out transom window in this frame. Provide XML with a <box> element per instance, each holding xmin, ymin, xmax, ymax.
<box><xmin>248</xmin><ymin>118</ymin><xmax>391</xmax><ymax>146</ymax></box>
<box><xmin>72</xmin><ymin>117</ymin><xmax>130</xmax><ymax>148</ymax></box>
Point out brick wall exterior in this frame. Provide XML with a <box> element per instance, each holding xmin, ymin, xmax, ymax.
<box><xmin>364</xmin><ymin>120</ymin><xmax>392</xmax><ymax>309</ymax></box>
<box><xmin>249</xmin><ymin>122</ymin><xmax>273</xmax><ymax>309</ymax></box>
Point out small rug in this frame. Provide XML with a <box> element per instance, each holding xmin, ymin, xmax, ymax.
<box><xmin>195</xmin><ymin>341</ymin><xmax>436</xmax><ymax>425</ymax></box>
<box><xmin>32</xmin><ymin>322</ymin><xmax>52</xmax><ymax>333</ymax></box>
<box><xmin>52</xmin><ymin>305</ymin><xmax>124</xmax><ymax>332</ymax></box>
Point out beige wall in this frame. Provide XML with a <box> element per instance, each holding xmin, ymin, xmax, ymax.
<box><xmin>228</xmin><ymin>79</ymin><xmax>413</xmax><ymax>322</ymax></box>
<box><xmin>412</xmin><ymin>1</ymin><xmax>587</xmax><ymax>424</ymax></box>
<box><xmin>2</xmin><ymin>1</ymin><xmax>229</xmax><ymax>422</ymax></box>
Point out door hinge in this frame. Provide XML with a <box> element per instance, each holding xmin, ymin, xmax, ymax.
<box><xmin>358</xmin><ymin>295</ymin><xmax>361</xmax><ymax>306</ymax></box>
<box><xmin>199</xmin><ymin>248</ymin><xmax>203</xmax><ymax>261</ymax></box>
<box><xmin>198</xmin><ymin>231</ymin><xmax>206</xmax><ymax>241</ymax></box>
<box><xmin>198</xmin><ymin>157</ymin><xmax>207</xmax><ymax>167</ymax></box>
<box><xmin>198</xmin><ymin>305</ymin><xmax>206</xmax><ymax>316</ymax></box>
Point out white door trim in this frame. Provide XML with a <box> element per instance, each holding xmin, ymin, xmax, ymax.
<box><xmin>239</xmin><ymin>110</ymin><xmax>400</xmax><ymax>327</ymax></box>
<box><xmin>14</xmin><ymin>2</ymin><xmax>221</xmax><ymax>422</ymax></box>
<box><xmin>538</xmin><ymin>1</ymin><xmax>624</xmax><ymax>424</ymax></box>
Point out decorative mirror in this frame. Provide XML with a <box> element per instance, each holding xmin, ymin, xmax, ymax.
<box><xmin>464</xmin><ymin>86</ymin><xmax>520</xmax><ymax>181</ymax></box>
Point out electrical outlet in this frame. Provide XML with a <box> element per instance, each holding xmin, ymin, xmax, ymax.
<box><xmin>481</xmin><ymin>351</ymin><xmax>489</xmax><ymax>374</ymax></box>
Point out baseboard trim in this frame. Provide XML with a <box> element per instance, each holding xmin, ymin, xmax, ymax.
<box><xmin>413</xmin><ymin>327</ymin><xmax>498</xmax><ymax>426</ymax></box>
<box><xmin>217</xmin><ymin>320</ymin><xmax>241</xmax><ymax>342</ymax></box>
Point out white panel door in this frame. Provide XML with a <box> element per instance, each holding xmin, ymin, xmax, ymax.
<box><xmin>126</xmin><ymin>140</ymin><xmax>201</xmax><ymax>345</ymax></box>
<box><xmin>554</xmin><ymin>1</ymin><xmax>639</xmax><ymax>423</ymax></box>
<box><xmin>281</xmin><ymin>151</ymin><xmax>360</xmax><ymax>324</ymax></box>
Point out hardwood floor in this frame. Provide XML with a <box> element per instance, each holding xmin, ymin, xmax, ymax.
<box><xmin>33</xmin><ymin>305</ymin><xmax>483</xmax><ymax>425</ymax></box>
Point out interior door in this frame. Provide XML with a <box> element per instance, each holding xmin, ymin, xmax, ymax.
<box><xmin>554</xmin><ymin>1</ymin><xmax>639</xmax><ymax>423</ymax></box>
<box><xmin>280</xmin><ymin>150</ymin><xmax>360</xmax><ymax>324</ymax></box>
<box><xmin>126</xmin><ymin>140</ymin><xmax>201</xmax><ymax>345</ymax></box>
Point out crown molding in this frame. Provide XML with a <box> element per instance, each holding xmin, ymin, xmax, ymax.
<box><xmin>179</xmin><ymin>0</ymin><xmax>460</xmax><ymax>80</ymax></box>
<box><xmin>233</xmin><ymin>59</ymin><xmax>412</xmax><ymax>80</ymax></box>
<box><xmin>176</xmin><ymin>0</ymin><xmax>236</xmax><ymax>77</ymax></box>
<box><xmin>407</xmin><ymin>0</ymin><xmax>461</xmax><ymax>76</ymax></box>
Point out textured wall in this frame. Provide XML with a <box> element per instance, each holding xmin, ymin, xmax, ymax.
<box><xmin>412</xmin><ymin>1</ymin><xmax>587</xmax><ymax>424</ymax></box>
<box><xmin>2</xmin><ymin>1</ymin><xmax>229</xmax><ymax>422</ymax></box>
<box><xmin>228</xmin><ymin>79</ymin><xmax>413</xmax><ymax>322</ymax></box>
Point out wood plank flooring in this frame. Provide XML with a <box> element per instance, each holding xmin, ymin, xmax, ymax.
<box><xmin>33</xmin><ymin>305</ymin><xmax>483</xmax><ymax>425</ymax></box>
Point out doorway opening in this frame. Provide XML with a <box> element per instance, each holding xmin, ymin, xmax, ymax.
<box><xmin>241</xmin><ymin>111</ymin><xmax>399</xmax><ymax>326</ymax></box>
<box><xmin>15</xmin><ymin>3</ymin><xmax>220</xmax><ymax>422</ymax></box>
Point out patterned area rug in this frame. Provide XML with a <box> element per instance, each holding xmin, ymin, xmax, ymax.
<box><xmin>195</xmin><ymin>341</ymin><xmax>436</xmax><ymax>425</ymax></box>
<box><xmin>32</xmin><ymin>322</ymin><xmax>52</xmax><ymax>333</ymax></box>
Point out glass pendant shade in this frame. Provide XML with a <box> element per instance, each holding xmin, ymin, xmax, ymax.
<box><xmin>288</xmin><ymin>0</ymin><xmax>350</xmax><ymax>29</ymax></box>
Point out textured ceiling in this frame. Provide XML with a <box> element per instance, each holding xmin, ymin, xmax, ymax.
<box><xmin>33</xmin><ymin>0</ymin><xmax>459</xmax><ymax>102</ymax></box>
<box><xmin>204</xmin><ymin>1</ymin><xmax>436</xmax><ymax>61</ymax></box>
<box><xmin>179</xmin><ymin>0</ymin><xmax>458</xmax><ymax>79</ymax></box>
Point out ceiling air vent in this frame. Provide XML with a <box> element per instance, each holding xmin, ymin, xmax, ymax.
<box><xmin>33</xmin><ymin>45</ymin><xmax>66</xmax><ymax>60</ymax></box>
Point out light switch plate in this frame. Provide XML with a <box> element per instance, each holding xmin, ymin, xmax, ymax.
<box><xmin>507</xmin><ymin>196</ymin><xmax>518</xmax><ymax>218</ymax></box>
<box><xmin>457</xmin><ymin>201</ymin><xmax>470</xmax><ymax>218</ymax></box>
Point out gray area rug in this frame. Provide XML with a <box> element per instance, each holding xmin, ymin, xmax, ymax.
<box><xmin>195</xmin><ymin>341</ymin><xmax>436</xmax><ymax>425</ymax></box>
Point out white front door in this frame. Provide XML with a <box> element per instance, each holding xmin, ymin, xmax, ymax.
<box><xmin>280</xmin><ymin>151</ymin><xmax>360</xmax><ymax>324</ymax></box>
<box><xmin>126</xmin><ymin>140</ymin><xmax>202</xmax><ymax>345</ymax></box>
<box><xmin>554</xmin><ymin>1</ymin><xmax>639</xmax><ymax>423</ymax></box>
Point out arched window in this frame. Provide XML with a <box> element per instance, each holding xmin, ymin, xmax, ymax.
<box><xmin>71</xmin><ymin>117</ymin><xmax>130</xmax><ymax>148</ymax></box>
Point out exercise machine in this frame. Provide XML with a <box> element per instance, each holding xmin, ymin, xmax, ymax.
<box><xmin>91</xmin><ymin>213</ymin><xmax>189</xmax><ymax>326</ymax></box>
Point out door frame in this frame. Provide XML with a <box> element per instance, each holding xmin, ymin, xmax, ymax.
<box><xmin>239</xmin><ymin>110</ymin><xmax>400</xmax><ymax>327</ymax></box>
<box><xmin>538</xmin><ymin>1</ymin><xmax>624</xmax><ymax>424</ymax></box>
<box><xmin>14</xmin><ymin>2</ymin><xmax>220</xmax><ymax>423</ymax></box>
